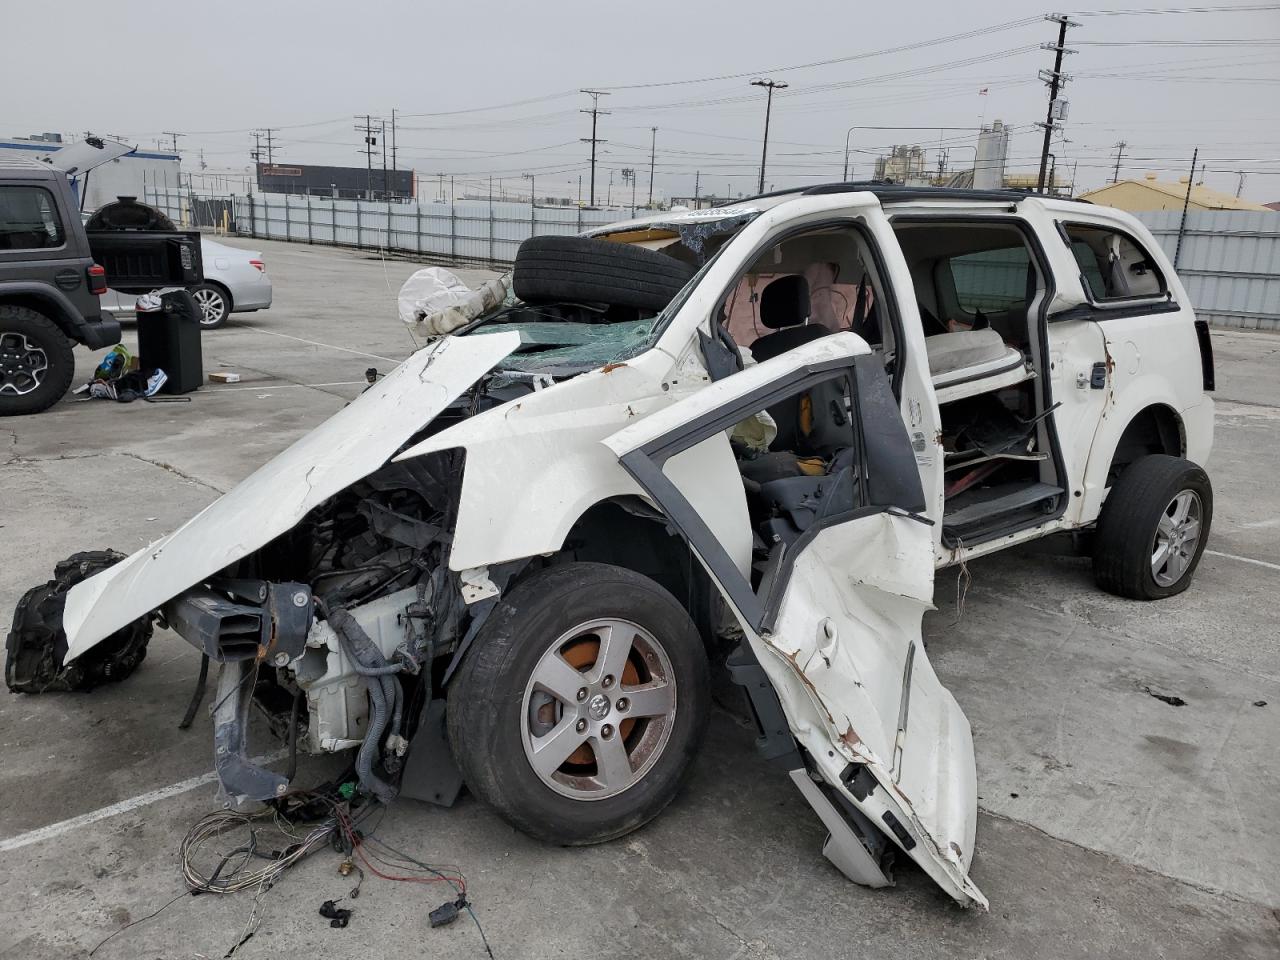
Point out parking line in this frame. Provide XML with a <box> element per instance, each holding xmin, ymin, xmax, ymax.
<box><xmin>1205</xmin><ymin>549</ymin><xmax>1280</xmax><ymax>573</ymax></box>
<box><xmin>242</xmin><ymin>328</ymin><xmax>402</xmax><ymax>363</ymax></box>
<box><xmin>0</xmin><ymin>748</ymin><xmax>288</xmax><ymax>853</ymax></box>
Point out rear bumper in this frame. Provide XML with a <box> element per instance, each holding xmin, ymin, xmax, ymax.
<box><xmin>81</xmin><ymin>313</ymin><xmax>121</xmax><ymax>349</ymax></box>
<box><xmin>229</xmin><ymin>275</ymin><xmax>272</xmax><ymax>312</ymax></box>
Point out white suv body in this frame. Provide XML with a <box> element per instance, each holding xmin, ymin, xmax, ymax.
<box><xmin>57</xmin><ymin>186</ymin><xmax>1213</xmax><ymax>910</ymax></box>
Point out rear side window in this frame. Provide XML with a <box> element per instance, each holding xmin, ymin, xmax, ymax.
<box><xmin>944</xmin><ymin>245</ymin><xmax>1032</xmax><ymax>314</ymax></box>
<box><xmin>1062</xmin><ymin>223</ymin><xmax>1165</xmax><ymax>301</ymax></box>
<box><xmin>0</xmin><ymin>186</ymin><xmax>65</xmax><ymax>251</ymax></box>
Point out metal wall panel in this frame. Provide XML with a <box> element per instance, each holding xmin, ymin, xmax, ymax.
<box><xmin>140</xmin><ymin>188</ymin><xmax>1279</xmax><ymax>331</ymax></box>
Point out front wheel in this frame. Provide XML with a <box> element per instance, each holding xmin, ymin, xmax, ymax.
<box><xmin>448</xmin><ymin>562</ymin><xmax>710</xmax><ymax>845</ymax></box>
<box><xmin>0</xmin><ymin>305</ymin><xmax>75</xmax><ymax>416</ymax></box>
<box><xmin>1093</xmin><ymin>455</ymin><xmax>1212</xmax><ymax>600</ymax></box>
<box><xmin>190</xmin><ymin>283</ymin><xmax>231</xmax><ymax>329</ymax></box>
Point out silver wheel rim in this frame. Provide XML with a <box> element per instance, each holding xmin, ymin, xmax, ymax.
<box><xmin>520</xmin><ymin>617</ymin><xmax>677</xmax><ymax>801</ymax></box>
<box><xmin>1152</xmin><ymin>489</ymin><xmax>1203</xmax><ymax>587</ymax></box>
<box><xmin>0</xmin><ymin>332</ymin><xmax>48</xmax><ymax>397</ymax></box>
<box><xmin>193</xmin><ymin>287</ymin><xmax>226</xmax><ymax>326</ymax></box>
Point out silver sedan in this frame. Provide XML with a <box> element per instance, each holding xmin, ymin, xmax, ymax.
<box><xmin>101</xmin><ymin>236</ymin><xmax>272</xmax><ymax>329</ymax></box>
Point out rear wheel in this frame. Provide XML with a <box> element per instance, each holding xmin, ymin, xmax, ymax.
<box><xmin>0</xmin><ymin>305</ymin><xmax>75</xmax><ymax>416</ymax></box>
<box><xmin>1093</xmin><ymin>455</ymin><xmax>1212</xmax><ymax>600</ymax></box>
<box><xmin>448</xmin><ymin>562</ymin><xmax>709</xmax><ymax>844</ymax></box>
<box><xmin>190</xmin><ymin>283</ymin><xmax>231</xmax><ymax>329</ymax></box>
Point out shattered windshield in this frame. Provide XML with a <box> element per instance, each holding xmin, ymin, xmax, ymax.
<box><xmin>463</xmin><ymin>206</ymin><xmax>762</xmax><ymax>373</ymax></box>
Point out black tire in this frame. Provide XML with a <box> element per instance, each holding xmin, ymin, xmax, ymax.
<box><xmin>190</xmin><ymin>283</ymin><xmax>232</xmax><ymax>329</ymax></box>
<box><xmin>1093</xmin><ymin>454</ymin><xmax>1213</xmax><ymax>600</ymax></box>
<box><xmin>512</xmin><ymin>235</ymin><xmax>696</xmax><ymax>312</ymax></box>
<box><xmin>0</xmin><ymin>305</ymin><xmax>75</xmax><ymax>417</ymax></box>
<box><xmin>448</xmin><ymin>562</ymin><xmax>710</xmax><ymax>845</ymax></box>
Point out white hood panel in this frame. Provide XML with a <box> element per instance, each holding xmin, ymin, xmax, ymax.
<box><xmin>62</xmin><ymin>332</ymin><xmax>520</xmax><ymax>662</ymax></box>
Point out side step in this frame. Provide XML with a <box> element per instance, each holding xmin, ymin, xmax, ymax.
<box><xmin>944</xmin><ymin>481</ymin><xmax>1063</xmax><ymax>539</ymax></box>
<box><xmin>788</xmin><ymin>769</ymin><xmax>894</xmax><ymax>888</ymax></box>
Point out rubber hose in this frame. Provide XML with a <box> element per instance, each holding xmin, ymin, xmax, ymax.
<box><xmin>387</xmin><ymin>673</ymin><xmax>404</xmax><ymax>742</ymax></box>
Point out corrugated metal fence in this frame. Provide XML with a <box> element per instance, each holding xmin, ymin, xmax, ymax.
<box><xmin>144</xmin><ymin>187</ymin><xmax>647</xmax><ymax>266</ymax></box>
<box><xmin>144</xmin><ymin>188</ymin><xmax>1280</xmax><ymax>331</ymax></box>
<box><xmin>1132</xmin><ymin>209</ymin><xmax>1280</xmax><ymax>331</ymax></box>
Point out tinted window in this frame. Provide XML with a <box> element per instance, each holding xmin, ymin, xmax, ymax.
<box><xmin>1063</xmin><ymin>224</ymin><xmax>1165</xmax><ymax>301</ymax></box>
<box><xmin>946</xmin><ymin>245</ymin><xmax>1031</xmax><ymax>314</ymax></box>
<box><xmin>0</xmin><ymin>186</ymin><xmax>65</xmax><ymax>250</ymax></box>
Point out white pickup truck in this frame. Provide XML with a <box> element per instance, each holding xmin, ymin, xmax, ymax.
<box><xmin>14</xmin><ymin>184</ymin><xmax>1214</xmax><ymax>909</ymax></box>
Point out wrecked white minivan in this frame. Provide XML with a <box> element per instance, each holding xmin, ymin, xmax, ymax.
<box><xmin>7</xmin><ymin>184</ymin><xmax>1216</xmax><ymax>909</ymax></box>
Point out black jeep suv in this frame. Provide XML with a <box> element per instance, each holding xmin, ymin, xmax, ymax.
<box><xmin>0</xmin><ymin>139</ymin><xmax>201</xmax><ymax>415</ymax></box>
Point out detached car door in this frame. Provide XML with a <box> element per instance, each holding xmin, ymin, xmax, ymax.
<box><xmin>603</xmin><ymin>333</ymin><xmax>986</xmax><ymax>908</ymax></box>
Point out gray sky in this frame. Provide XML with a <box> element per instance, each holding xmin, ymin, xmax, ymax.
<box><xmin>4</xmin><ymin>1</ymin><xmax>1279</xmax><ymax>202</ymax></box>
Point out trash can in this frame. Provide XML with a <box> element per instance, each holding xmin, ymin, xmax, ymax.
<box><xmin>136</xmin><ymin>290</ymin><xmax>203</xmax><ymax>394</ymax></box>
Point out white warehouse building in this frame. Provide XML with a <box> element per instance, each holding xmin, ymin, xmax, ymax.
<box><xmin>0</xmin><ymin>134</ymin><xmax>182</xmax><ymax>212</ymax></box>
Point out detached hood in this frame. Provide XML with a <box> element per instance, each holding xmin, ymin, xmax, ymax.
<box><xmin>63</xmin><ymin>332</ymin><xmax>521</xmax><ymax>662</ymax></box>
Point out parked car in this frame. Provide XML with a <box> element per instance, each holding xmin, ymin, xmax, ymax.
<box><xmin>98</xmin><ymin>235</ymin><xmax>270</xmax><ymax>329</ymax></box>
<box><xmin>11</xmin><ymin>184</ymin><xmax>1214</xmax><ymax>909</ymax></box>
<box><xmin>0</xmin><ymin>139</ymin><xmax>202</xmax><ymax>415</ymax></box>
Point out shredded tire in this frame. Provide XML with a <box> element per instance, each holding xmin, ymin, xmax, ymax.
<box><xmin>5</xmin><ymin>550</ymin><xmax>154</xmax><ymax>693</ymax></box>
<box><xmin>512</xmin><ymin>235</ymin><xmax>696</xmax><ymax>312</ymax></box>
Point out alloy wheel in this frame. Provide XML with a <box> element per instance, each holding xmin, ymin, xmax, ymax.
<box><xmin>0</xmin><ymin>332</ymin><xmax>48</xmax><ymax>397</ymax></box>
<box><xmin>521</xmin><ymin>618</ymin><xmax>677</xmax><ymax>801</ymax></box>
<box><xmin>1151</xmin><ymin>489</ymin><xmax>1203</xmax><ymax>587</ymax></box>
<box><xmin>192</xmin><ymin>287</ymin><xmax>227</xmax><ymax>326</ymax></box>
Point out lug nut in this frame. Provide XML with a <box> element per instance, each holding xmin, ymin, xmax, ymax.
<box><xmin>575</xmin><ymin>718</ymin><xmax>587</xmax><ymax>733</ymax></box>
<box><xmin>602</xmin><ymin>675</ymin><xmax>615</xmax><ymax>689</ymax></box>
<box><xmin>616</xmin><ymin>697</ymin><xmax>629</xmax><ymax>712</ymax></box>
<box><xmin>600</xmin><ymin>724</ymin><xmax>614</xmax><ymax>739</ymax></box>
<box><xmin>576</xmin><ymin>687</ymin><xmax>588</xmax><ymax>702</ymax></box>
<box><xmin>273</xmin><ymin>651</ymin><xmax>290</xmax><ymax>667</ymax></box>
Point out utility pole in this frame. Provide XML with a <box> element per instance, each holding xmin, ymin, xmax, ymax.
<box><xmin>1174</xmin><ymin>148</ymin><xmax>1198</xmax><ymax>271</ymax></box>
<box><xmin>580</xmin><ymin>89</ymin><xmax>610</xmax><ymax>206</ymax></box>
<box><xmin>255</xmin><ymin>128</ymin><xmax>276</xmax><ymax>166</ymax></box>
<box><xmin>162</xmin><ymin>131</ymin><xmax>183</xmax><ymax>155</ymax></box>
<box><xmin>648</xmin><ymin>127</ymin><xmax>657</xmax><ymax>207</ymax></box>
<box><xmin>1035</xmin><ymin>14</ymin><xmax>1077</xmax><ymax>194</ymax></box>
<box><xmin>607</xmin><ymin>168</ymin><xmax>614</xmax><ymax>206</ymax></box>
<box><xmin>694</xmin><ymin>170</ymin><xmax>700</xmax><ymax>207</ymax></box>
<box><xmin>251</xmin><ymin>131</ymin><xmax>261</xmax><ymax>166</ymax></box>
<box><xmin>355</xmin><ymin>116</ymin><xmax>379</xmax><ymax>199</ymax></box>
<box><xmin>1235</xmin><ymin>170</ymin><xmax>1246</xmax><ymax>198</ymax></box>
<box><xmin>1111</xmin><ymin>141</ymin><xmax>1127</xmax><ymax>183</ymax></box>
<box><xmin>750</xmin><ymin>78</ymin><xmax>788</xmax><ymax>194</ymax></box>
<box><xmin>390</xmin><ymin>108</ymin><xmax>398</xmax><ymax>181</ymax></box>
<box><xmin>379</xmin><ymin>119</ymin><xmax>388</xmax><ymax>200</ymax></box>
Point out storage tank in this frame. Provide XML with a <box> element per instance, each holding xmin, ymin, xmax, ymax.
<box><xmin>974</xmin><ymin>120</ymin><xmax>1009</xmax><ymax>191</ymax></box>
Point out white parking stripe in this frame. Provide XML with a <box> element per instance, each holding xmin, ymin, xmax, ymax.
<box><xmin>0</xmin><ymin>748</ymin><xmax>288</xmax><ymax>852</ymax></box>
<box><xmin>1205</xmin><ymin>549</ymin><xmax>1280</xmax><ymax>573</ymax></box>
<box><xmin>241</xmin><ymin>328</ymin><xmax>401</xmax><ymax>363</ymax></box>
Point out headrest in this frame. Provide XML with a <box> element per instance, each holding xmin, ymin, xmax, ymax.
<box><xmin>759</xmin><ymin>275</ymin><xmax>810</xmax><ymax>329</ymax></box>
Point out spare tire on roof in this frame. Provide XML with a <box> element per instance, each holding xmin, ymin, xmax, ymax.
<box><xmin>513</xmin><ymin>235</ymin><xmax>696</xmax><ymax>313</ymax></box>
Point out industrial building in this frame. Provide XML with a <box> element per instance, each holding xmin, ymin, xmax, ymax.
<box><xmin>256</xmin><ymin>162</ymin><xmax>415</xmax><ymax>200</ymax></box>
<box><xmin>1080</xmin><ymin>175</ymin><xmax>1272</xmax><ymax>212</ymax></box>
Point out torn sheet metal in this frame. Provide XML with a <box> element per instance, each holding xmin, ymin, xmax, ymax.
<box><xmin>61</xmin><ymin>331</ymin><xmax>522</xmax><ymax>663</ymax></box>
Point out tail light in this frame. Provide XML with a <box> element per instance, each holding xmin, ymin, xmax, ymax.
<box><xmin>249</xmin><ymin>259</ymin><xmax>266</xmax><ymax>273</ymax></box>
<box><xmin>87</xmin><ymin>263</ymin><xmax>108</xmax><ymax>296</ymax></box>
<box><xmin>1193</xmin><ymin>319</ymin><xmax>1215</xmax><ymax>392</ymax></box>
